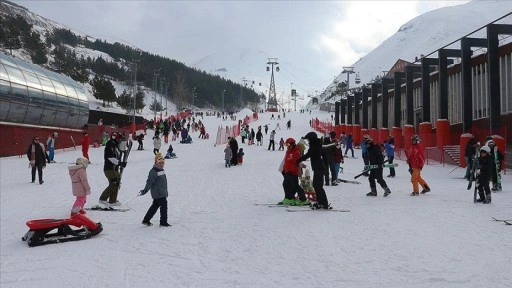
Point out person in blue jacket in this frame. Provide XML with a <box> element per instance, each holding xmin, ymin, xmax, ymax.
<box><xmin>384</xmin><ymin>135</ymin><xmax>395</xmax><ymax>177</ymax></box>
<box><xmin>138</xmin><ymin>153</ymin><xmax>171</xmax><ymax>227</ymax></box>
<box><xmin>344</xmin><ymin>133</ymin><xmax>354</xmax><ymax>158</ymax></box>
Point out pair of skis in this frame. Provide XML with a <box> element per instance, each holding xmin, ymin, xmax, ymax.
<box><xmin>254</xmin><ymin>203</ymin><xmax>349</xmax><ymax>212</ymax></box>
<box><xmin>467</xmin><ymin>143</ymin><xmax>481</xmax><ymax>203</ymax></box>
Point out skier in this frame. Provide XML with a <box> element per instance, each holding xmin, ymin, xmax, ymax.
<box><xmin>365</xmin><ymin>137</ymin><xmax>392</xmax><ymax>197</ymax></box>
<box><xmin>138</xmin><ymin>153</ymin><xmax>171</xmax><ymax>227</ymax></box>
<box><xmin>406</xmin><ymin>135</ymin><xmax>430</xmax><ymax>196</ymax></box>
<box><xmin>297</xmin><ymin>132</ymin><xmax>330</xmax><ymax>209</ymax></box>
<box><xmin>27</xmin><ymin>136</ymin><xmax>46</xmax><ymax>184</ymax></box>
<box><xmin>98</xmin><ymin>132</ymin><xmax>126</xmax><ymax>208</ymax></box>
<box><xmin>322</xmin><ymin>133</ymin><xmax>337</xmax><ymax>186</ymax></box>
<box><xmin>278</xmin><ymin>138</ymin><xmax>310</xmax><ymax>206</ymax></box>
<box><xmin>80</xmin><ymin>131</ymin><xmax>91</xmax><ymax>161</ymax></box>
<box><xmin>46</xmin><ymin>132</ymin><xmax>58</xmax><ymax>163</ymax></box>
<box><xmin>475</xmin><ymin>146</ymin><xmax>493</xmax><ymax>203</ymax></box>
<box><xmin>69</xmin><ymin>157</ymin><xmax>91</xmax><ymax>217</ymax></box>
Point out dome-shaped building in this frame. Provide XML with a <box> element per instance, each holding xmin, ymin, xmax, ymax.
<box><xmin>0</xmin><ymin>51</ymin><xmax>89</xmax><ymax>128</ymax></box>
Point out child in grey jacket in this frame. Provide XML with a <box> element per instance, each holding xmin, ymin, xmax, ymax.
<box><xmin>138</xmin><ymin>153</ymin><xmax>170</xmax><ymax>227</ymax></box>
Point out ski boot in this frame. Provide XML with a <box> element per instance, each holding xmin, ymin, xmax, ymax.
<box><xmin>311</xmin><ymin>202</ymin><xmax>331</xmax><ymax>210</ymax></box>
<box><xmin>410</xmin><ymin>192</ymin><xmax>419</xmax><ymax>196</ymax></box>
<box><xmin>366</xmin><ymin>187</ymin><xmax>377</xmax><ymax>197</ymax></box>
<box><xmin>483</xmin><ymin>194</ymin><xmax>492</xmax><ymax>204</ymax></box>
<box><xmin>331</xmin><ymin>181</ymin><xmax>338</xmax><ymax>186</ymax></box>
<box><xmin>383</xmin><ymin>187</ymin><xmax>391</xmax><ymax>197</ymax></box>
<box><xmin>420</xmin><ymin>185</ymin><xmax>431</xmax><ymax>194</ymax></box>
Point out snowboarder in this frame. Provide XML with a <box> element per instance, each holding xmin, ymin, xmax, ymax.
<box><xmin>69</xmin><ymin>157</ymin><xmax>91</xmax><ymax>217</ymax></box>
<box><xmin>365</xmin><ymin>137</ymin><xmax>392</xmax><ymax>197</ymax></box>
<box><xmin>485</xmin><ymin>139</ymin><xmax>504</xmax><ymax>191</ymax></box>
<box><xmin>138</xmin><ymin>153</ymin><xmax>171</xmax><ymax>227</ymax></box>
<box><xmin>98</xmin><ymin>132</ymin><xmax>126</xmax><ymax>208</ymax></box>
<box><xmin>406</xmin><ymin>135</ymin><xmax>430</xmax><ymax>196</ymax></box>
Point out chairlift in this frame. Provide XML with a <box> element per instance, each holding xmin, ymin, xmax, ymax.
<box><xmin>266</xmin><ymin>66</ymin><xmax>270</xmax><ymax>71</ymax></box>
<box><xmin>355</xmin><ymin>73</ymin><xmax>361</xmax><ymax>84</ymax></box>
<box><xmin>276</xmin><ymin>67</ymin><xmax>280</xmax><ymax>72</ymax></box>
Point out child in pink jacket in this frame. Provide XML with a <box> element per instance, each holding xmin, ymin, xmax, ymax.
<box><xmin>69</xmin><ymin>157</ymin><xmax>91</xmax><ymax>217</ymax></box>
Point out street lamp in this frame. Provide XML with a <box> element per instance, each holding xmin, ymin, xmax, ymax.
<box><xmin>192</xmin><ymin>87</ymin><xmax>196</xmax><ymax>110</ymax></box>
<box><xmin>221</xmin><ymin>89</ymin><xmax>225</xmax><ymax>112</ymax></box>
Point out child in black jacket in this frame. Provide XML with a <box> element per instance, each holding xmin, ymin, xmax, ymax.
<box><xmin>476</xmin><ymin>146</ymin><xmax>493</xmax><ymax>204</ymax></box>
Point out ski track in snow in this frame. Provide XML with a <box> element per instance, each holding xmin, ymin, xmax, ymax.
<box><xmin>1</xmin><ymin>109</ymin><xmax>512</xmax><ymax>288</ymax></box>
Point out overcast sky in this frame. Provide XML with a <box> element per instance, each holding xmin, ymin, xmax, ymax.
<box><xmin>15</xmin><ymin>0</ymin><xmax>469</xmax><ymax>97</ymax></box>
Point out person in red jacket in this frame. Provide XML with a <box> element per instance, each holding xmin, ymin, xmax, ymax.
<box><xmin>279</xmin><ymin>138</ymin><xmax>310</xmax><ymax>206</ymax></box>
<box><xmin>406</xmin><ymin>135</ymin><xmax>431</xmax><ymax>196</ymax></box>
<box><xmin>80</xmin><ymin>132</ymin><xmax>90</xmax><ymax>161</ymax></box>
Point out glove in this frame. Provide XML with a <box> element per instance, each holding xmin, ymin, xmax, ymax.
<box><xmin>138</xmin><ymin>190</ymin><xmax>144</xmax><ymax>196</ymax></box>
<box><xmin>29</xmin><ymin>160</ymin><xmax>35</xmax><ymax>167</ymax></box>
<box><xmin>408</xmin><ymin>168</ymin><xmax>413</xmax><ymax>174</ymax></box>
<box><xmin>120</xmin><ymin>162</ymin><xmax>127</xmax><ymax>168</ymax></box>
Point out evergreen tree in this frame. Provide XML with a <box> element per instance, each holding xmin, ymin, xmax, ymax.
<box><xmin>116</xmin><ymin>89</ymin><xmax>133</xmax><ymax>113</ymax></box>
<box><xmin>90</xmin><ymin>74</ymin><xmax>116</xmax><ymax>107</ymax></box>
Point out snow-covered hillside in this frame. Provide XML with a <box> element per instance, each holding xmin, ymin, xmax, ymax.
<box><xmin>326</xmin><ymin>0</ymin><xmax>512</xmax><ymax>97</ymax></box>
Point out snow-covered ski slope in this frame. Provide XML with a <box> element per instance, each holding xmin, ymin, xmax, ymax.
<box><xmin>1</xmin><ymin>109</ymin><xmax>511</xmax><ymax>288</ymax></box>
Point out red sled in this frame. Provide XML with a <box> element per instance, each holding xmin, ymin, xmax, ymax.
<box><xmin>21</xmin><ymin>213</ymin><xmax>103</xmax><ymax>247</ymax></box>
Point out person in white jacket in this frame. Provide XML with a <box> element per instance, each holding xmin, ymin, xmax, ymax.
<box><xmin>153</xmin><ymin>135</ymin><xmax>162</xmax><ymax>155</ymax></box>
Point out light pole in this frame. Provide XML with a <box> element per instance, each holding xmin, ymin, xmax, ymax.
<box><xmin>165</xmin><ymin>82</ymin><xmax>170</xmax><ymax>117</ymax></box>
<box><xmin>221</xmin><ymin>89</ymin><xmax>225</xmax><ymax>112</ymax></box>
<box><xmin>160</xmin><ymin>76</ymin><xmax>165</xmax><ymax>120</ymax></box>
<box><xmin>153</xmin><ymin>69</ymin><xmax>160</xmax><ymax>121</ymax></box>
<box><xmin>192</xmin><ymin>87</ymin><xmax>196</xmax><ymax>110</ymax></box>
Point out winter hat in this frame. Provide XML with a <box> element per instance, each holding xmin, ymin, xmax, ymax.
<box><xmin>155</xmin><ymin>152</ymin><xmax>165</xmax><ymax>164</ymax></box>
<box><xmin>304</xmin><ymin>132</ymin><xmax>318</xmax><ymax>140</ymax></box>
<box><xmin>480</xmin><ymin>146</ymin><xmax>491</xmax><ymax>154</ymax></box>
<box><xmin>329</xmin><ymin>131</ymin><xmax>336</xmax><ymax>139</ymax></box>
<box><xmin>76</xmin><ymin>157</ymin><xmax>89</xmax><ymax>169</ymax></box>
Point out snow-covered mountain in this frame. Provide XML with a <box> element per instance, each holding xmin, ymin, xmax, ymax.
<box><xmin>2</xmin><ymin>0</ymin><xmax>511</xmax><ymax>111</ymax></box>
<box><xmin>326</xmin><ymin>0</ymin><xmax>512</xmax><ymax>99</ymax></box>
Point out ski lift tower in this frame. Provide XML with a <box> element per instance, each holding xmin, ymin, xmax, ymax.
<box><xmin>342</xmin><ymin>66</ymin><xmax>355</xmax><ymax>99</ymax></box>
<box><xmin>266</xmin><ymin>58</ymin><xmax>279</xmax><ymax>112</ymax></box>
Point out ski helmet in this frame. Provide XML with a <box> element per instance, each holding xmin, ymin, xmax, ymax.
<box><xmin>411</xmin><ymin>135</ymin><xmax>421</xmax><ymax>144</ymax></box>
<box><xmin>285</xmin><ymin>137</ymin><xmax>296</xmax><ymax>145</ymax></box>
<box><xmin>480</xmin><ymin>146</ymin><xmax>491</xmax><ymax>154</ymax></box>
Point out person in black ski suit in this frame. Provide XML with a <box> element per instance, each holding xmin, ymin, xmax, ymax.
<box><xmin>297</xmin><ymin>132</ymin><xmax>330</xmax><ymax>209</ymax></box>
<box><xmin>476</xmin><ymin>146</ymin><xmax>493</xmax><ymax>203</ymax></box>
<box><xmin>365</xmin><ymin>137</ymin><xmax>391</xmax><ymax>197</ymax></box>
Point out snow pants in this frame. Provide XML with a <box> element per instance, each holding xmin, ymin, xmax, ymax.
<box><xmin>99</xmin><ymin>169</ymin><xmax>120</xmax><ymax>204</ymax></box>
<box><xmin>143</xmin><ymin>197</ymin><xmax>168</xmax><ymax>225</ymax></box>
<box><xmin>411</xmin><ymin>168</ymin><xmax>428</xmax><ymax>193</ymax></box>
